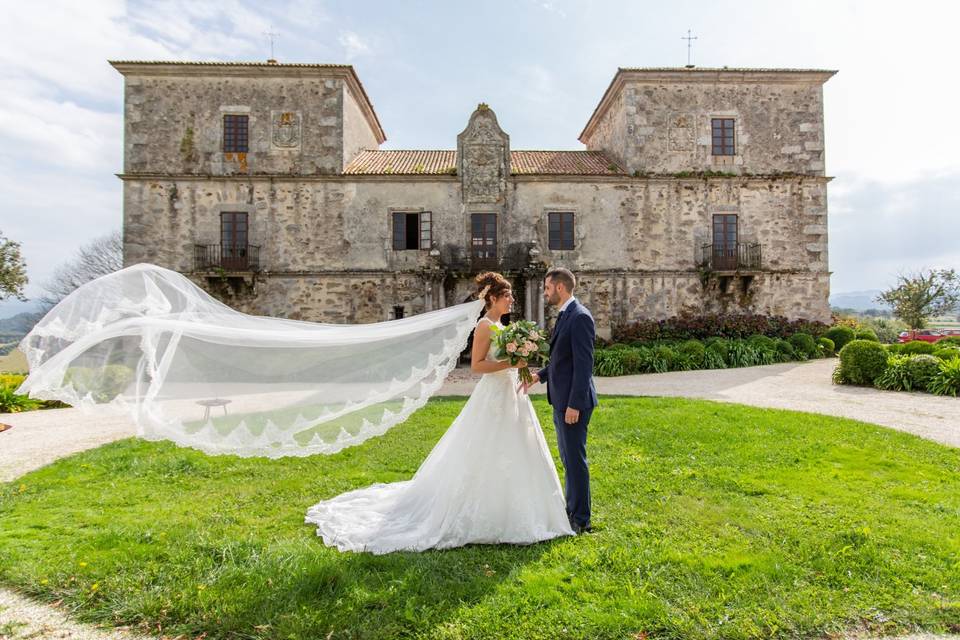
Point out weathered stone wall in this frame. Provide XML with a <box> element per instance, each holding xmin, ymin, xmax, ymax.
<box><xmin>124</xmin><ymin>173</ymin><xmax>830</xmax><ymax>330</ymax></box>
<box><xmin>121</xmin><ymin>74</ymin><xmax>347</xmax><ymax>176</ymax></box>
<box><xmin>582</xmin><ymin>71</ymin><xmax>831</xmax><ymax>176</ymax></box>
<box><xmin>342</xmin><ymin>85</ymin><xmax>381</xmax><ymax>169</ymax></box>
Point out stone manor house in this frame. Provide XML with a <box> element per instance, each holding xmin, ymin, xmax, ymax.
<box><xmin>112</xmin><ymin>60</ymin><xmax>835</xmax><ymax>339</ymax></box>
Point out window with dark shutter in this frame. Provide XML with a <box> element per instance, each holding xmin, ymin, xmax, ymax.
<box><xmin>711</xmin><ymin>118</ymin><xmax>735</xmax><ymax>156</ymax></box>
<box><xmin>223</xmin><ymin>114</ymin><xmax>249</xmax><ymax>153</ymax></box>
<box><xmin>548</xmin><ymin>212</ymin><xmax>575</xmax><ymax>250</ymax></box>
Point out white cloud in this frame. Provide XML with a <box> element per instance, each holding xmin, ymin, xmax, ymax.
<box><xmin>339</xmin><ymin>31</ymin><xmax>372</xmax><ymax>60</ymax></box>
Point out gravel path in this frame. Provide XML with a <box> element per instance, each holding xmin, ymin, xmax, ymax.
<box><xmin>2</xmin><ymin>358</ymin><xmax>958</xmax><ymax>639</ymax></box>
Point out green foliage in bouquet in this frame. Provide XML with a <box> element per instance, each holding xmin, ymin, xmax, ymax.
<box><xmin>490</xmin><ymin>320</ymin><xmax>550</xmax><ymax>384</ymax></box>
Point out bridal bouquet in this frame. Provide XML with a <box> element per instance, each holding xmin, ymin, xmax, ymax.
<box><xmin>490</xmin><ymin>320</ymin><xmax>550</xmax><ymax>385</ymax></box>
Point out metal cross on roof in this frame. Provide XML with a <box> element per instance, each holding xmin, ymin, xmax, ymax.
<box><xmin>682</xmin><ymin>29</ymin><xmax>698</xmax><ymax>67</ymax></box>
<box><xmin>264</xmin><ymin>27</ymin><xmax>280</xmax><ymax>61</ymax></box>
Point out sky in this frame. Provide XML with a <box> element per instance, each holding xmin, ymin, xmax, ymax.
<box><xmin>1</xmin><ymin>0</ymin><xmax>958</xmax><ymax>316</ymax></box>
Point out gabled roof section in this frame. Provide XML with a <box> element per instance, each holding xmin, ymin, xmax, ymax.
<box><xmin>580</xmin><ymin>66</ymin><xmax>837</xmax><ymax>142</ymax></box>
<box><xmin>108</xmin><ymin>60</ymin><xmax>386</xmax><ymax>144</ymax></box>
<box><xmin>343</xmin><ymin>150</ymin><xmax>625</xmax><ymax>176</ymax></box>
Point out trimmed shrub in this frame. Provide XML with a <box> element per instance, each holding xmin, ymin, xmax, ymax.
<box><xmin>747</xmin><ymin>334</ymin><xmax>776</xmax><ymax>351</ymax></box>
<box><xmin>854</xmin><ymin>328</ymin><xmax>879</xmax><ymax>342</ymax></box>
<box><xmin>937</xmin><ymin>336</ymin><xmax>960</xmax><ymax>348</ymax></box>
<box><xmin>901</xmin><ymin>341</ymin><xmax>936</xmax><ymax>356</ymax></box>
<box><xmin>934</xmin><ymin>346</ymin><xmax>960</xmax><ymax>361</ymax></box>
<box><xmin>620</xmin><ymin>348</ymin><xmax>644</xmax><ymax>375</ymax></box>
<box><xmin>929</xmin><ymin>357</ymin><xmax>960</xmax><ymax>397</ymax></box>
<box><xmin>677</xmin><ymin>340</ymin><xmax>706</xmax><ymax>369</ymax></box>
<box><xmin>817</xmin><ymin>337</ymin><xmax>835</xmax><ymax>357</ymax></box>
<box><xmin>775</xmin><ymin>339</ymin><xmax>796</xmax><ymax>362</ymax></box>
<box><xmin>825</xmin><ymin>326</ymin><xmax>856</xmax><ymax>352</ymax></box>
<box><xmin>788</xmin><ymin>333</ymin><xmax>818</xmax><ymax>360</ymax></box>
<box><xmin>652</xmin><ymin>345</ymin><xmax>677</xmax><ymax>371</ymax></box>
<box><xmin>885</xmin><ymin>343</ymin><xmax>904</xmax><ymax>355</ymax></box>
<box><xmin>836</xmin><ymin>339</ymin><xmax>889</xmax><ymax>385</ymax></box>
<box><xmin>904</xmin><ymin>355</ymin><xmax>941</xmax><ymax>392</ymax></box>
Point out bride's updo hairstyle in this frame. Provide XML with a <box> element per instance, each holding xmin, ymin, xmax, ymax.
<box><xmin>475</xmin><ymin>271</ymin><xmax>511</xmax><ymax>308</ymax></box>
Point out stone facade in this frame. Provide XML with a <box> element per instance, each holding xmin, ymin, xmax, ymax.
<box><xmin>112</xmin><ymin>62</ymin><xmax>836</xmax><ymax>339</ymax></box>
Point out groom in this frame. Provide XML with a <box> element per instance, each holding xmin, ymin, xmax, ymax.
<box><xmin>522</xmin><ymin>267</ymin><xmax>598</xmax><ymax>534</ymax></box>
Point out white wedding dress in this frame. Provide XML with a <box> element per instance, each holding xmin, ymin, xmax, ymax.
<box><xmin>304</xmin><ymin>319</ymin><xmax>574</xmax><ymax>553</ymax></box>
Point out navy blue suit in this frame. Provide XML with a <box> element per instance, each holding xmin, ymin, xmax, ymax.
<box><xmin>537</xmin><ymin>298</ymin><xmax>598</xmax><ymax>528</ymax></box>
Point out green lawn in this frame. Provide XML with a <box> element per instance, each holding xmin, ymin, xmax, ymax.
<box><xmin>1</xmin><ymin>397</ymin><xmax>959</xmax><ymax>639</ymax></box>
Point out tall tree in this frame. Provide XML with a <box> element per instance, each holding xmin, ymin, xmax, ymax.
<box><xmin>0</xmin><ymin>230</ymin><xmax>28</xmax><ymax>302</ymax></box>
<box><xmin>40</xmin><ymin>231</ymin><xmax>122</xmax><ymax>310</ymax></box>
<box><xmin>876</xmin><ymin>269</ymin><xmax>960</xmax><ymax>330</ymax></box>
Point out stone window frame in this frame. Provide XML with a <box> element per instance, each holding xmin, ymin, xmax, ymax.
<box><xmin>468</xmin><ymin>211</ymin><xmax>499</xmax><ymax>267</ymax></box>
<box><xmin>547</xmin><ymin>210</ymin><xmax>576</xmax><ymax>251</ymax></box>
<box><xmin>543</xmin><ymin>207</ymin><xmax>579</xmax><ymax>254</ymax></box>
<box><xmin>219</xmin><ymin>105</ymin><xmax>252</xmax><ymax>154</ymax></box>
<box><xmin>390</xmin><ymin>208</ymin><xmax>433</xmax><ymax>251</ymax></box>
<box><xmin>707</xmin><ymin>111</ymin><xmax>742</xmax><ymax>166</ymax></box>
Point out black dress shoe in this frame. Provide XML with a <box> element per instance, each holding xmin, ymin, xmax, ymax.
<box><xmin>573</xmin><ymin>523</ymin><xmax>592</xmax><ymax>535</ymax></box>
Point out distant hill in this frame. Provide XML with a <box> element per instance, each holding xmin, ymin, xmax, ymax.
<box><xmin>0</xmin><ymin>311</ymin><xmax>42</xmax><ymax>337</ymax></box>
<box><xmin>829</xmin><ymin>290</ymin><xmax>890</xmax><ymax>313</ymax></box>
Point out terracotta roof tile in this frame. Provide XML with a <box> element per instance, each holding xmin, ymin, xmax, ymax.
<box><xmin>344</xmin><ymin>150</ymin><xmax>624</xmax><ymax>176</ymax></box>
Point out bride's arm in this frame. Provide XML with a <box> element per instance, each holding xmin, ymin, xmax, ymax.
<box><xmin>470</xmin><ymin>321</ymin><xmax>518</xmax><ymax>374</ymax></box>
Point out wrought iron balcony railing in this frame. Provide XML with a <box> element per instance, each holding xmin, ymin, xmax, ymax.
<box><xmin>700</xmin><ymin>242</ymin><xmax>762</xmax><ymax>271</ymax></box>
<box><xmin>194</xmin><ymin>244</ymin><xmax>261</xmax><ymax>272</ymax></box>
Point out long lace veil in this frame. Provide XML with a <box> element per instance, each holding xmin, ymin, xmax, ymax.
<box><xmin>16</xmin><ymin>264</ymin><xmax>484</xmax><ymax>458</ymax></box>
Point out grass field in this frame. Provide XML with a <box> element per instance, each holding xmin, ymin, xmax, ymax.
<box><xmin>1</xmin><ymin>397</ymin><xmax>959</xmax><ymax>639</ymax></box>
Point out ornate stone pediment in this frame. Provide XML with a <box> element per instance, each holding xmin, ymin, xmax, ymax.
<box><xmin>457</xmin><ymin>104</ymin><xmax>509</xmax><ymax>204</ymax></box>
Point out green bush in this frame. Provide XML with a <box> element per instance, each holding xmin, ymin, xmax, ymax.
<box><xmin>677</xmin><ymin>340</ymin><xmax>706</xmax><ymax>368</ymax></box>
<box><xmin>900</xmin><ymin>341</ymin><xmax>936</xmax><ymax>356</ymax></box>
<box><xmin>817</xmin><ymin>337</ymin><xmax>835</xmax><ymax>357</ymax></box>
<box><xmin>904</xmin><ymin>355</ymin><xmax>941</xmax><ymax>392</ymax></box>
<box><xmin>937</xmin><ymin>336</ymin><xmax>960</xmax><ymax>348</ymax></box>
<box><xmin>726</xmin><ymin>340</ymin><xmax>760</xmax><ymax>368</ymax></box>
<box><xmin>874</xmin><ymin>356</ymin><xmax>911</xmax><ymax>392</ymax></box>
<box><xmin>747</xmin><ymin>335</ymin><xmax>776</xmax><ymax>351</ymax></box>
<box><xmin>885</xmin><ymin>343</ymin><xmax>904</xmax><ymax>355</ymax></box>
<box><xmin>825</xmin><ymin>326</ymin><xmax>856</xmax><ymax>352</ymax></box>
<box><xmin>788</xmin><ymin>333</ymin><xmax>818</xmax><ymax>359</ymax></box>
<box><xmin>0</xmin><ymin>385</ymin><xmax>40</xmax><ymax>412</ymax></box>
<box><xmin>620</xmin><ymin>348</ymin><xmax>644</xmax><ymax>375</ymax></box>
<box><xmin>594</xmin><ymin>350</ymin><xmax>624</xmax><ymax>376</ymax></box>
<box><xmin>934</xmin><ymin>346</ymin><xmax>960</xmax><ymax>361</ymax></box>
<box><xmin>854</xmin><ymin>328</ymin><xmax>879</xmax><ymax>342</ymax></box>
<box><xmin>702</xmin><ymin>348</ymin><xmax>727</xmax><ymax>369</ymax></box>
<box><xmin>836</xmin><ymin>340</ymin><xmax>889</xmax><ymax>386</ymax></box>
<box><xmin>608</xmin><ymin>343</ymin><xmax>632</xmax><ymax>351</ymax></box>
<box><xmin>652</xmin><ymin>345</ymin><xmax>677</xmax><ymax>371</ymax></box>
<box><xmin>775</xmin><ymin>339</ymin><xmax>797</xmax><ymax>362</ymax></box>
<box><xmin>929</xmin><ymin>357</ymin><xmax>960</xmax><ymax>397</ymax></box>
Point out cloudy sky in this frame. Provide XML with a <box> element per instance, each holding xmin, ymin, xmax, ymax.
<box><xmin>1</xmin><ymin>0</ymin><xmax>957</xmax><ymax>316</ymax></box>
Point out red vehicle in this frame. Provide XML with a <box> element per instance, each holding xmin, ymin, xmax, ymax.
<box><xmin>897</xmin><ymin>329</ymin><xmax>958</xmax><ymax>343</ymax></box>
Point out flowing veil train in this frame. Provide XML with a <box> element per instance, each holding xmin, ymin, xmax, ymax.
<box><xmin>17</xmin><ymin>263</ymin><xmax>485</xmax><ymax>458</ymax></box>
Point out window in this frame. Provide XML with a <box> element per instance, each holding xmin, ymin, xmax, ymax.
<box><xmin>711</xmin><ymin>118</ymin><xmax>735</xmax><ymax>156</ymax></box>
<box><xmin>548</xmin><ymin>212</ymin><xmax>575</xmax><ymax>250</ymax></box>
<box><xmin>392</xmin><ymin>211</ymin><xmax>432</xmax><ymax>250</ymax></box>
<box><xmin>221</xmin><ymin>211</ymin><xmax>249</xmax><ymax>269</ymax></box>
<box><xmin>712</xmin><ymin>214</ymin><xmax>738</xmax><ymax>270</ymax></box>
<box><xmin>471</xmin><ymin>213</ymin><xmax>497</xmax><ymax>264</ymax></box>
<box><xmin>223</xmin><ymin>114</ymin><xmax>249</xmax><ymax>152</ymax></box>
<box><xmin>393</xmin><ymin>305</ymin><xmax>405</xmax><ymax>320</ymax></box>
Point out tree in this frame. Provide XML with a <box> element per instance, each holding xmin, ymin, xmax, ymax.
<box><xmin>876</xmin><ymin>269</ymin><xmax>960</xmax><ymax>330</ymax></box>
<box><xmin>0</xmin><ymin>230</ymin><xmax>28</xmax><ymax>302</ymax></box>
<box><xmin>39</xmin><ymin>231</ymin><xmax>123</xmax><ymax>311</ymax></box>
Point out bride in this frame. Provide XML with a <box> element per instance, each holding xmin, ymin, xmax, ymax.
<box><xmin>304</xmin><ymin>272</ymin><xmax>575</xmax><ymax>553</ymax></box>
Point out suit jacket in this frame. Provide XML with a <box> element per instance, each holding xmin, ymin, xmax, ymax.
<box><xmin>537</xmin><ymin>299</ymin><xmax>599</xmax><ymax>411</ymax></box>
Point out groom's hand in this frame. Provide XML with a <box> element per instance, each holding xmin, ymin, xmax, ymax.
<box><xmin>516</xmin><ymin>372</ymin><xmax>540</xmax><ymax>394</ymax></box>
<box><xmin>564</xmin><ymin>407</ymin><xmax>580</xmax><ymax>425</ymax></box>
